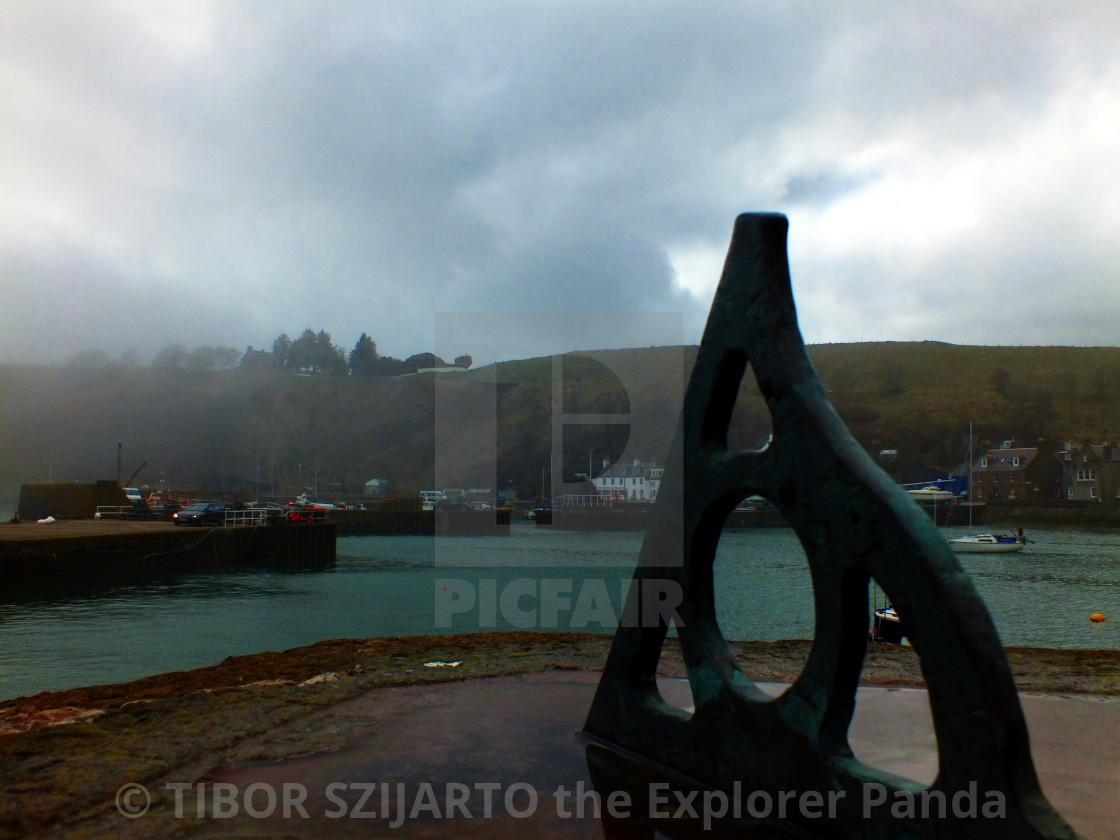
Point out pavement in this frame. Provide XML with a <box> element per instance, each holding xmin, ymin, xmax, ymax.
<box><xmin>104</xmin><ymin>672</ymin><xmax>1118</xmax><ymax>840</ymax></box>
<box><xmin>0</xmin><ymin>519</ymin><xmax>180</xmax><ymax>541</ymax></box>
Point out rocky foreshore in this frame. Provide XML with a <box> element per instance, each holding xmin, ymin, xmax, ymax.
<box><xmin>1</xmin><ymin>633</ymin><xmax>1118</xmax><ymax>839</ymax></box>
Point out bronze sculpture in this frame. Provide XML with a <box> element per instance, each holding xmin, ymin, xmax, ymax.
<box><xmin>584</xmin><ymin>214</ymin><xmax>1081</xmax><ymax>839</ymax></box>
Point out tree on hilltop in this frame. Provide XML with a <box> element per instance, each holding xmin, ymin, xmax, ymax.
<box><xmin>272</xmin><ymin>333</ymin><xmax>292</xmax><ymax>368</ymax></box>
<box><xmin>316</xmin><ymin>330</ymin><xmax>348</xmax><ymax>375</ymax></box>
<box><xmin>349</xmin><ymin>333</ymin><xmax>379</xmax><ymax>377</ymax></box>
<box><xmin>288</xmin><ymin>329</ymin><xmax>317</xmax><ymax>372</ymax></box>
<box><xmin>288</xmin><ymin>328</ymin><xmax>346</xmax><ymax>374</ymax></box>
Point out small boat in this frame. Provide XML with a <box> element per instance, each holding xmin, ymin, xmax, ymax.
<box><xmin>948</xmin><ymin>533</ymin><xmax>1024</xmax><ymax>553</ymax></box>
<box><xmin>946</xmin><ymin>425</ymin><xmax>1025</xmax><ymax>554</ymax></box>
<box><xmin>906</xmin><ymin>485</ymin><xmax>957</xmax><ymax>502</ymax></box>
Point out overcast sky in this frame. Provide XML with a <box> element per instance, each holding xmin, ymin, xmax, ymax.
<box><xmin>2</xmin><ymin>1</ymin><xmax>1118</xmax><ymax>366</ymax></box>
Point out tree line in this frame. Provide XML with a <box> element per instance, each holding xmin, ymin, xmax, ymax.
<box><xmin>64</xmin><ymin>330</ymin><xmax>472</xmax><ymax>376</ymax></box>
<box><xmin>241</xmin><ymin>329</ymin><xmax>472</xmax><ymax>377</ymax></box>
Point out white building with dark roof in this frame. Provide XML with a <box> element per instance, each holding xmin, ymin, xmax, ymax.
<box><xmin>592</xmin><ymin>458</ymin><xmax>662</xmax><ymax>502</ymax></box>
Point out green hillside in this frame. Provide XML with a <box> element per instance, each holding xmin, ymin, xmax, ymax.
<box><xmin>1</xmin><ymin>343</ymin><xmax>1117</xmax><ymax>502</ymax></box>
<box><xmin>807</xmin><ymin>342</ymin><xmax>1120</xmax><ymax>468</ymax></box>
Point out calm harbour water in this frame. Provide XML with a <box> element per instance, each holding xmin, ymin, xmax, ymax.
<box><xmin>0</xmin><ymin>521</ymin><xmax>1117</xmax><ymax>702</ymax></box>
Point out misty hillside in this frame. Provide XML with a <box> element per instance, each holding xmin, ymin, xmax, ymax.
<box><xmin>1</xmin><ymin>342</ymin><xmax>1118</xmax><ymax>501</ymax></box>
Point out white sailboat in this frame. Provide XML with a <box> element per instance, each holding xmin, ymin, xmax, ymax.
<box><xmin>948</xmin><ymin>532</ymin><xmax>1025</xmax><ymax>553</ymax></box>
<box><xmin>948</xmin><ymin>423</ymin><xmax>1024</xmax><ymax>554</ymax></box>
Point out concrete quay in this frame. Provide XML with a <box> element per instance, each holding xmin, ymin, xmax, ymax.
<box><xmin>0</xmin><ymin>518</ymin><xmax>336</xmax><ymax>587</ymax></box>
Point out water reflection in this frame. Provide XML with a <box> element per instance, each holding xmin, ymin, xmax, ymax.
<box><xmin>0</xmin><ymin>525</ymin><xmax>1117</xmax><ymax>701</ymax></box>
<box><xmin>0</xmin><ymin>556</ymin><xmax>336</xmax><ymax>611</ymax></box>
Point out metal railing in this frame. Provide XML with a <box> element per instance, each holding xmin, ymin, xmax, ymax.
<box><xmin>94</xmin><ymin>506</ymin><xmax>278</xmax><ymax>527</ymax></box>
<box><xmin>223</xmin><ymin>509</ymin><xmax>278</xmax><ymax>528</ymax></box>
<box><xmin>558</xmin><ymin>494</ymin><xmax>615</xmax><ymax>508</ymax></box>
<box><xmin>95</xmin><ymin>506</ymin><xmax>131</xmax><ymax>519</ymax></box>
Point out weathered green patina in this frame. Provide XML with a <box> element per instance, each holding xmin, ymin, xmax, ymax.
<box><xmin>584</xmin><ymin>214</ymin><xmax>1082</xmax><ymax>838</ymax></box>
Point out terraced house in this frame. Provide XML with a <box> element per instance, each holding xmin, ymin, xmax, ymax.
<box><xmin>970</xmin><ymin>443</ymin><xmax>1061</xmax><ymax>501</ymax></box>
<box><xmin>1057</xmin><ymin>443</ymin><xmax>1120</xmax><ymax>501</ymax></box>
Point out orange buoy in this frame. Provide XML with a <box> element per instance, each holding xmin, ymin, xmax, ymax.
<box><xmin>1090</xmin><ymin>613</ymin><xmax>1106</xmax><ymax>623</ymax></box>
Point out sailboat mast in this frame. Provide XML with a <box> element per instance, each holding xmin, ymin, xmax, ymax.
<box><xmin>968</xmin><ymin>422</ymin><xmax>974</xmax><ymax>529</ymax></box>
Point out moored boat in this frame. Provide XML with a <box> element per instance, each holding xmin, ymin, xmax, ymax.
<box><xmin>948</xmin><ymin>533</ymin><xmax>1024</xmax><ymax>553</ymax></box>
<box><xmin>906</xmin><ymin>486</ymin><xmax>957</xmax><ymax>502</ymax></box>
<box><xmin>946</xmin><ymin>424</ymin><xmax>1025</xmax><ymax>553</ymax></box>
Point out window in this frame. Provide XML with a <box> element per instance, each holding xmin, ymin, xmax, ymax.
<box><xmin>1090</xmin><ymin>486</ymin><xmax>1098</xmax><ymax>499</ymax></box>
<box><xmin>980</xmin><ymin>458</ymin><xmax>987</xmax><ymax>467</ymax></box>
<box><xmin>1011</xmin><ymin>457</ymin><xmax>1020</xmax><ymax>467</ymax></box>
<box><xmin>1077</xmin><ymin>469</ymin><xmax>1097</xmax><ymax>481</ymax></box>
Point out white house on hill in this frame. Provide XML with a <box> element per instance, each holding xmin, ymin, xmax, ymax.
<box><xmin>593</xmin><ymin>458</ymin><xmax>663</xmax><ymax>502</ymax></box>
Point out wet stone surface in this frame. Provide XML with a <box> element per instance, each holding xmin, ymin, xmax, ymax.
<box><xmin>0</xmin><ymin>633</ymin><xmax>1117</xmax><ymax>839</ymax></box>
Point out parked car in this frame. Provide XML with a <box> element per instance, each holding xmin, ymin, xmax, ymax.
<box><xmin>172</xmin><ymin>503</ymin><xmax>228</xmax><ymax>526</ymax></box>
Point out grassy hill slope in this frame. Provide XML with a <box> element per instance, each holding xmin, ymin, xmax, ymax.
<box><xmin>1</xmin><ymin>343</ymin><xmax>1117</xmax><ymax>501</ymax></box>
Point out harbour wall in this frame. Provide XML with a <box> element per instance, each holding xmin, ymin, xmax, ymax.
<box><xmin>0</xmin><ymin>520</ymin><xmax>336</xmax><ymax>588</ymax></box>
<box><xmin>984</xmin><ymin>499</ymin><xmax>1120</xmax><ymax>529</ymax></box>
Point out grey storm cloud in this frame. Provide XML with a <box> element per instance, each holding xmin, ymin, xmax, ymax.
<box><xmin>2</xmin><ymin>1</ymin><xmax>1119</xmax><ymax>365</ymax></box>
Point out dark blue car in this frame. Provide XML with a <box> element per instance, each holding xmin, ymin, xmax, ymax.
<box><xmin>172</xmin><ymin>502</ymin><xmax>228</xmax><ymax>526</ymax></box>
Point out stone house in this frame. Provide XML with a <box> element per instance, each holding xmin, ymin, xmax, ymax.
<box><xmin>1056</xmin><ymin>443</ymin><xmax>1120</xmax><ymax>501</ymax></box>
